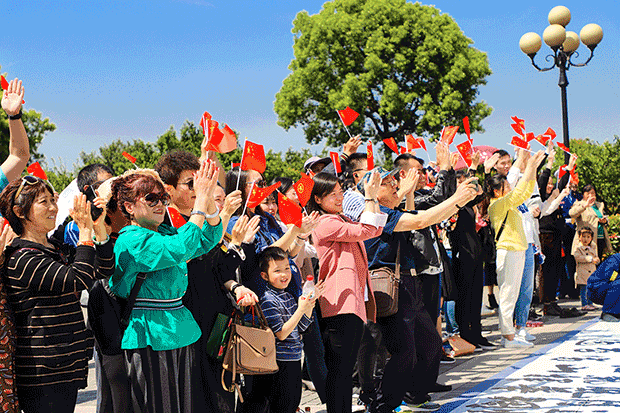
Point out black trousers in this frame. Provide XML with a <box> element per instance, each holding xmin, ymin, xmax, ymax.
<box><xmin>453</xmin><ymin>253</ymin><xmax>484</xmax><ymax>344</ymax></box>
<box><xmin>419</xmin><ymin>274</ymin><xmax>440</xmax><ymax>321</ymax></box>
<box><xmin>124</xmin><ymin>344</ymin><xmax>194</xmax><ymax>413</ymax></box>
<box><xmin>238</xmin><ymin>360</ymin><xmax>302</xmax><ymax>413</ymax></box>
<box><xmin>323</xmin><ymin>314</ymin><xmax>364</xmax><ymax>413</ymax></box>
<box><xmin>18</xmin><ymin>384</ymin><xmax>78</xmax><ymax>413</ymax></box>
<box><xmin>96</xmin><ymin>347</ymin><xmax>132</xmax><ymax>413</ymax></box>
<box><xmin>356</xmin><ymin>321</ymin><xmax>388</xmax><ymax>394</ymax></box>
<box><xmin>373</xmin><ymin>276</ymin><xmax>442</xmax><ymax>412</ymax></box>
<box><xmin>561</xmin><ymin>225</ymin><xmax>578</xmax><ymax>298</ymax></box>
<box><xmin>540</xmin><ymin>232</ymin><xmax>564</xmax><ymax>303</ymax></box>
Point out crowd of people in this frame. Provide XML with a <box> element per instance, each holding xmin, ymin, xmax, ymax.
<box><xmin>0</xmin><ymin>77</ymin><xmax>614</xmax><ymax>413</ymax></box>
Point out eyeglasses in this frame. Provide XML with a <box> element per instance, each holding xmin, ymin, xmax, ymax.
<box><xmin>246</xmin><ymin>180</ymin><xmax>266</xmax><ymax>188</ymax></box>
<box><xmin>381</xmin><ymin>178</ymin><xmax>397</xmax><ymax>187</ymax></box>
<box><xmin>142</xmin><ymin>192</ymin><xmax>171</xmax><ymax>207</ymax></box>
<box><xmin>13</xmin><ymin>175</ymin><xmax>53</xmax><ymax>204</ymax></box>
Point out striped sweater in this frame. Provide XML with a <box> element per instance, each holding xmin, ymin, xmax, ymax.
<box><xmin>3</xmin><ymin>237</ymin><xmax>114</xmax><ymax>388</ymax></box>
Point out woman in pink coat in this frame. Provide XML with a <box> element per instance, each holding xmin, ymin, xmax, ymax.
<box><xmin>309</xmin><ymin>171</ymin><xmax>386</xmax><ymax>413</ymax></box>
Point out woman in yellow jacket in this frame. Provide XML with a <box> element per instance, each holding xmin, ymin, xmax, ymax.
<box><xmin>485</xmin><ymin>150</ymin><xmax>545</xmax><ymax>348</ymax></box>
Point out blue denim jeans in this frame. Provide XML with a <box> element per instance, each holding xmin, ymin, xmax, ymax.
<box><xmin>443</xmin><ymin>300</ymin><xmax>459</xmax><ymax>335</ymax></box>
<box><xmin>579</xmin><ymin>284</ymin><xmax>593</xmax><ymax>306</ymax></box>
<box><xmin>515</xmin><ymin>243</ymin><xmax>536</xmax><ymax>327</ymax></box>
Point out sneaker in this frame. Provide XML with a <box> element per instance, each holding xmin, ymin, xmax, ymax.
<box><xmin>477</xmin><ymin>337</ymin><xmax>497</xmax><ymax>350</ymax></box>
<box><xmin>528</xmin><ymin>308</ymin><xmax>542</xmax><ymax>321</ymax></box>
<box><xmin>544</xmin><ymin>302</ymin><xmax>562</xmax><ymax>316</ymax></box>
<box><xmin>473</xmin><ymin>344</ymin><xmax>483</xmax><ymax>353</ymax></box>
<box><xmin>440</xmin><ymin>354</ymin><xmax>455</xmax><ymax>364</ymax></box>
<box><xmin>428</xmin><ymin>382</ymin><xmax>452</xmax><ymax>393</ymax></box>
<box><xmin>517</xmin><ymin>328</ymin><xmax>536</xmax><ymax>341</ymax></box>
<box><xmin>502</xmin><ymin>337</ymin><xmax>533</xmax><ymax>348</ymax></box>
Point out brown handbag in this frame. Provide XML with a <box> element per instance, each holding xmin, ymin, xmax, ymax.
<box><xmin>444</xmin><ymin>335</ymin><xmax>476</xmax><ymax>357</ymax></box>
<box><xmin>221</xmin><ymin>304</ymin><xmax>278</xmax><ymax>401</ymax></box>
<box><xmin>369</xmin><ymin>243</ymin><xmax>401</xmax><ymax>318</ymax></box>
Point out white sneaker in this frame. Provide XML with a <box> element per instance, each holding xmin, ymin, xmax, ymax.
<box><xmin>517</xmin><ymin>328</ymin><xmax>536</xmax><ymax>341</ymax></box>
<box><xmin>502</xmin><ymin>337</ymin><xmax>533</xmax><ymax>348</ymax></box>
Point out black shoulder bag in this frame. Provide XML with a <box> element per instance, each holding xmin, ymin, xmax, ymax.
<box><xmin>88</xmin><ymin>273</ymin><xmax>147</xmax><ymax>356</ymax></box>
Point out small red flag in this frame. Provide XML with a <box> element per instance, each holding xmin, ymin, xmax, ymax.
<box><xmin>167</xmin><ymin>206</ymin><xmax>187</xmax><ymax>229</ymax></box>
<box><xmin>122</xmin><ymin>152</ymin><xmax>137</xmax><ymax>164</ymax></box>
<box><xmin>417</xmin><ymin>137</ymin><xmax>427</xmax><ymax>152</ymax></box>
<box><xmin>511</xmin><ymin>116</ymin><xmax>525</xmax><ymax>126</ymax></box>
<box><xmin>400</xmin><ymin>146</ymin><xmax>407</xmax><ymax>155</ymax></box>
<box><xmin>367</xmin><ymin>141</ymin><xmax>374</xmax><ymax>170</ymax></box>
<box><xmin>525</xmin><ymin>132</ymin><xmax>536</xmax><ymax>142</ymax></box>
<box><xmin>463</xmin><ymin>117</ymin><xmax>471</xmax><ymax>142</ymax></box>
<box><xmin>0</xmin><ymin>76</ymin><xmax>8</xmax><ymax>91</ymax></box>
<box><xmin>544</xmin><ymin>127</ymin><xmax>557</xmax><ymax>140</ymax></box>
<box><xmin>456</xmin><ymin>140</ymin><xmax>473</xmax><ymax>167</ymax></box>
<box><xmin>27</xmin><ymin>162</ymin><xmax>48</xmax><ymax>180</ymax></box>
<box><xmin>337</xmin><ymin>106</ymin><xmax>359</xmax><ymax>127</ymax></box>
<box><xmin>558</xmin><ymin>165</ymin><xmax>568</xmax><ymax>179</ymax></box>
<box><xmin>206</xmin><ymin>123</ymin><xmax>237</xmax><ymax>153</ymax></box>
<box><xmin>440</xmin><ymin>126</ymin><xmax>459</xmax><ymax>146</ymax></box>
<box><xmin>556</xmin><ymin>142</ymin><xmax>571</xmax><ymax>154</ymax></box>
<box><xmin>247</xmin><ymin>182</ymin><xmax>281</xmax><ymax>209</ymax></box>
<box><xmin>511</xmin><ymin>123</ymin><xmax>525</xmax><ymax>137</ymax></box>
<box><xmin>329</xmin><ymin>151</ymin><xmax>342</xmax><ymax>174</ymax></box>
<box><xmin>278</xmin><ymin>192</ymin><xmax>303</xmax><ymax>227</ymax></box>
<box><xmin>293</xmin><ymin>172</ymin><xmax>314</xmax><ymax>208</ymax></box>
<box><xmin>383</xmin><ymin>137</ymin><xmax>399</xmax><ymax>154</ymax></box>
<box><xmin>510</xmin><ymin>136</ymin><xmax>528</xmax><ymax>150</ymax></box>
<box><xmin>534</xmin><ymin>134</ymin><xmax>550</xmax><ymax>146</ymax></box>
<box><xmin>231</xmin><ymin>162</ymin><xmax>240</xmax><ymax>169</ymax></box>
<box><xmin>569</xmin><ymin>170</ymin><xmax>579</xmax><ymax>185</ymax></box>
<box><xmin>406</xmin><ymin>134</ymin><xmax>422</xmax><ymax>151</ymax></box>
<box><xmin>240</xmin><ymin>140</ymin><xmax>266</xmax><ymax>173</ymax></box>
<box><xmin>199</xmin><ymin>111</ymin><xmax>212</xmax><ymax>136</ymax></box>
<box><xmin>307</xmin><ymin>169</ymin><xmax>316</xmax><ymax>178</ymax></box>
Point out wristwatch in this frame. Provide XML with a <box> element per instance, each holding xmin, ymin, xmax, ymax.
<box><xmin>228</xmin><ymin>243</ymin><xmax>246</xmax><ymax>260</ymax></box>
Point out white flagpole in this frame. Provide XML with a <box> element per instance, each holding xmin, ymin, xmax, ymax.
<box><xmin>337</xmin><ymin>111</ymin><xmax>353</xmax><ymax>139</ymax></box>
<box><xmin>241</xmin><ymin>180</ymin><xmax>255</xmax><ymax>217</ymax></box>
<box><xmin>236</xmin><ymin>138</ymin><xmax>247</xmax><ymax>191</ymax></box>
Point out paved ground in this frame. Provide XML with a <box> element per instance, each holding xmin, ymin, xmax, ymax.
<box><xmin>75</xmin><ymin>297</ymin><xmax>601</xmax><ymax>412</ymax></box>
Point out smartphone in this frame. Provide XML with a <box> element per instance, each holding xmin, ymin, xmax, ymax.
<box><xmin>86</xmin><ymin>186</ymin><xmax>104</xmax><ymax>222</ymax></box>
<box><xmin>470</xmin><ymin>178</ymin><xmax>480</xmax><ymax>191</ymax></box>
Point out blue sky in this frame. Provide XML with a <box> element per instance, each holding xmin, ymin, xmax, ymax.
<box><xmin>2</xmin><ymin>0</ymin><xmax>619</xmax><ymax>170</ymax></box>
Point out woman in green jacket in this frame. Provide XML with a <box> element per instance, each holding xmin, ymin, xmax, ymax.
<box><xmin>109</xmin><ymin>163</ymin><xmax>222</xmax><ymax>413</ymax></box>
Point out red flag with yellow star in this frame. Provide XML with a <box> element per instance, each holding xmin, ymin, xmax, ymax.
<box><xmin>27</xmin><ymin>162</ymin><xmax>48</xmax><ymax>180</ymax></box>
<box><xmin>293</xmin><ymin>172</ymin><xmax>314</xmax><ymax>208</ymax></box>
<box><xmin>240</xmin><ymin>140</ymin><xmax>266</xmax><ymax>173</ymax></box>
<box><xmin>167</xmin><ymin>206</ymin><xmax>187</xmax><ymax>228</ymax></box>
<box><xmin>278</xmin><ymin>192</ymin><xmax>303</xmax><ymax>227</ymax></box>
<box><xmin>247</xmin><ymin>181</ymin><xmax>281</xmax><ymax>209</ymax></box>
<box><xmin>337</xmin><ymin>106</ymin><xmax>359</xmax><ymax>127</ymax></box>
<box><xmin>440</xmin><ymin>126</ymin><xmax>459</xmax><ymax>146</ymax></box>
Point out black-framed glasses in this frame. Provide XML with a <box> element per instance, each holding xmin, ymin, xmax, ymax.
<box><xmin>13</xmin><ymin>175</ymin><xmax>53</xmax><ymax>204</ymax></box>
<box><xmin>246</xmin><ymin>180</ymin><xmax>266</xmax><ymax>188</ymax></box>
<box><xmin>143</xmin><ymin>192</ymin><xmax>170</xmax><ymax>207</ymax></box>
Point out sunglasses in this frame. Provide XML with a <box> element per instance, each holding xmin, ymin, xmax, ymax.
<box><xmin>143</xmin><ymin>192</ymin><xmax>171</xmax><ymax>207</ymax></box>
<box><xmin>179</xmin><ymin>179</ymin><xmax>194</xmax><ymax>191</ymax></box>
<box><xmin>13</xmin><ymin>175</ymin><xmax>53</xmax><ymax>204</ymax></box>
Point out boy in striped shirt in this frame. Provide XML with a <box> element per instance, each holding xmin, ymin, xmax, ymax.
<box><xmin>244</xmin><ymin>247</ymin><xmax>323</xmax><ymax>413</ymax></box>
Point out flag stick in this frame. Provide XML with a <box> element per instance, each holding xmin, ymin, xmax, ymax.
<box><xmin>241</xmin><ymin>180</ymin><xmax>255</xmax><ymax>217</ymax></box>
<box><xmin>533</xmin><ymin>139</ymin><xmax>547</xmax><ymax>148</ymax></box>
<box><xmin>508</xmin><ymin>143</ymin><xmax>535</xmax><ymax>154</ymax></box>
<box><xmin>236</xmin><ymin>139</ymin><xmax>247</xmax><ymax>191</ymax></box>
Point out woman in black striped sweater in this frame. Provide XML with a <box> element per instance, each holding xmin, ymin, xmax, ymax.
<box><xmin>0</xmin><ymin>176</ymin><xmax>114</xmax><ymax>413</ymax></box>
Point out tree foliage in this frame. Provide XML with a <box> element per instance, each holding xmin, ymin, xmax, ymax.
<box><xmin>274</xmin><ymin>0</ymin><xmax>492</xmax><ymax>149</ymax></box>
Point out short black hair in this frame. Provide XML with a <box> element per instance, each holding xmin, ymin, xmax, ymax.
<box><xmin>493</xmin><ymin>149</ymin><xmax>510</xmax><ymax>158</ymax></box>
<box><xmin>77</xmin><ymin>164</ymin><xmax>113</xmax><ymax>194</ymax></box>
<box><xmin>259</xmin><ymin>246</ymin><xmax>289</xmax><ymax>275</ymax></box>
<box><xmin>578</xmin><ymin>227</ymin><xmax>594</xmax><ymax>237</ymax></box>
<box><xmin>154</xmin><ymin>150</ymin><xmax>201</xmax><ymax>187</ymax></box>
<box><xmin>394</xmin><ymin>153</ymin><xmax>424</xmax><ymax>171</ymax></box>
<box><xmin>582</xmin><ymin>184</ymin><xmax>596</xmax><ymax>195</ymax></box>
<box><xmin>347</xmin><ymin>153</ymin><xmax>368</xmax><ymax>171</ymax></box>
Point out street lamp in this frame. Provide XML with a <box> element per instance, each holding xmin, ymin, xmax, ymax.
<box><xmin>519</xmin><ymin>5</ymin><xmax>603</xmax><ymax>162</ymax></box>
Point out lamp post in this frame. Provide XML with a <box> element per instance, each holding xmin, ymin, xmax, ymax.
<box><xmin>519</xmin><ymin>5</ymin><xmax>603</xmax><ymax>162</ymax></box>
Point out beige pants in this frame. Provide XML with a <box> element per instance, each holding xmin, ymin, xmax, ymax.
<box><xmin>496</xmin><ymin>249</ymin><xmax>526</xmax><ymax>336</ymax></box>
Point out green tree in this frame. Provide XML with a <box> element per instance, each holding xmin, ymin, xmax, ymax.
<box><xmin>275</xmin><ymin>0</ymin><xmax>492</xmax><ymax>151</ymax></box>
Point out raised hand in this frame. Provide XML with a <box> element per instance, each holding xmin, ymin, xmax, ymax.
<box><xmin>398</xmin><ymin>168</ymin><xmax>420</xmax><ymax>196</ymax></box>
<box><xmin>299</xmin><ymin>211</ymin><xmax>320</xmax><ymax>235</ymax></box>
<box><xmin>454</xmin><ymin>177</ymin><xmax>478</xmax><ymax>204</ymax></box>
<box><xmin>484</xmin><ymin>153</ymin><xmax>500</xmax><ymax>174</ymax></box>
<box><xmin>363</xmin><ymin>170</ymin><xmax>381</xmax><ymax>200</ymax></box>
<box><xmin>449</xmin><ymin>152</ymin><xmax>460</xmax><ymax>170</ymax></box>
<box><xmin>435</xmin><ymin>143</ymin><xmax>450</xmax><ymax>171</ymax></box>
<box><xmin>343</xmin><ymin>135</ymin><xmax>363</xmax><ymax>156</ymax></box>
<box><xmin>0</xmin><ymin>220</ymin><xmax>16</xmax><ymax>253</ymax></box>
<box><xmin>527</xmin><ymin>150</ymin><xmax>546</xmax><ymax>169</ymax></box>
<box><xmin>471</xmin><ymin>151</ymin><xmax>482</xmax><ymax>169</ymax></box>
<box><xmin>70</xmin><ymin>193</ymin><xmax>94</xmax><ymax>234</ymax></box>
<box><xmin>1</xmin><ymin>78</ymin><xmax>24</xmax><ymax>116</ymax></box>
<box><xmin>222</xmin><ymin>190</ymin><xmax>243</xmax><ymax>218</ymax></box>
<box><xmin>568</xmin><ymin>153</ymin><xmax>577</xmax><ymax>170</ymax></box>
